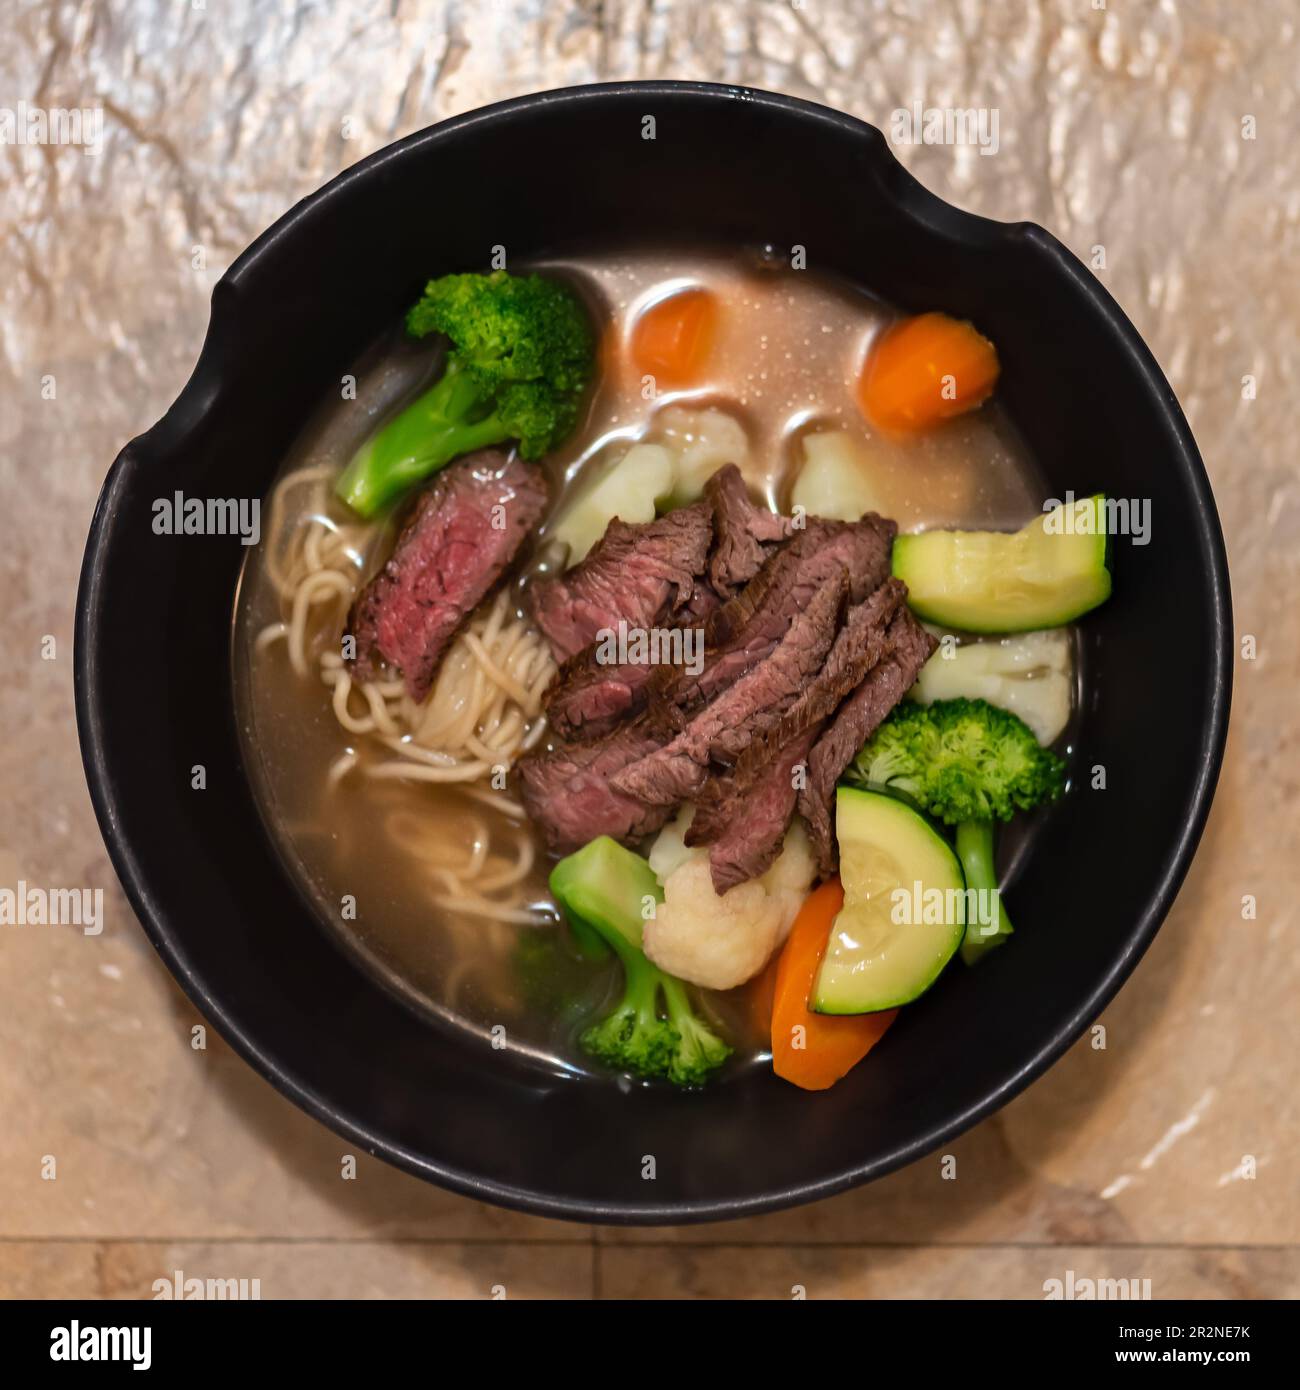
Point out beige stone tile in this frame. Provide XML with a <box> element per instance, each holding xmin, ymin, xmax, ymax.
<box><xmin>0</xmin><ymin>1243</ymin><xmax>104</xmax><ymax>1300</ymax></box>
<box><xmin>0</xmin><ymin>1241</ymin><xmax>592</xmax><ymax>1300</ymax></box>
<box><xmin>597</xmin><ymin>1245</ymin><xmax>1300</xmax><ymax>1301</ymax></box>
<box><xmin>1</xmin><ymin>0</ymin><xmax>1297</xmax><ymax>1295</ymax></box>
<box><xmin>0</xmin><ymin>902</ymin><xmax>587</xmax><ymax>1242</ymax></box>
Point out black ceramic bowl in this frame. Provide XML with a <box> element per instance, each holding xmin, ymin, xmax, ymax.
<box><xmin>76</xmin><ymin>82</ymin><xmax>1230</xmax><ymax>1223</ymax></box>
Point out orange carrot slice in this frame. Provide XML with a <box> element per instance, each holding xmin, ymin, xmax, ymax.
<box><xmin>858</xmin><ymin>311</ymin><xmax>999</xmax><ymax>434</ymax></box>
<box><xmin>630</xmin><ymin>286</ymin><xmax>717</xmax><ymax>387</ymax></box>
<box><xmin>747</xmin><ymin>955</ymin><xmax>781</xmax><ymax>1037</ymax></box>
<box><xmin>771</xmin><ymin>878</ymin><xmax>897</xmax><ymax>1091</ymax></box>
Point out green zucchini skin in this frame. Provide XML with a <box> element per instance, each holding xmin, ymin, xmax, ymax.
<box><xmin>892</xmin><ymin>494</ymin><xmax>1112</xmax><ymax>634</ymax></box>
<box><xmin>812</xmin><ymin>788</ymin><xmax>966</xmax><ymax>1015</ymax></box>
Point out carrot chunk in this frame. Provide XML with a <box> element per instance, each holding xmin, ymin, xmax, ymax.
<box><xmin>858</xmin><ymin>311</ymin><xmax>999</xmax><ymax>434</ymax></box>
<box><xmin>770</xmin><ymin>878</ymin><xmax>897</xmax><ymax>1091</ymax></box>
<box><xmin>630</xmin><ymin>287</ymin><xmax>717</xmax><ymax>386</ymax></box>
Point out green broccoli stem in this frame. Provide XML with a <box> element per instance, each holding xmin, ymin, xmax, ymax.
<box><xmin>335</xmin><ymin>360</ymin><xmax>511</xmax><ymax>518</ymax></box>
<box><xmin>550</xmin><ymin>834</ymin><xmax>730</xmax><ymax>1086</ymax></box>
<box><xmin>562</xmin><ymin>912</ymin><xmax>612</xmax><ymax>964</ymax></box>
<box><xmin>661</xmin><ymin>975</ymin><xmax>732</xmax><ymax>1086</ymax></box>
<box><xmin>577</xmin><ymin>916</ymin><xmax>730</xmax><ymax>1086</ymax></box>
<box><xmin>955</xmin><ymin>819</ymin><xmax>1013</xmax><ymax>965</ymax></box>
<box><xmin>659</xmin><ymin>973</ymin><xmax>692</xmax><ymax>1025</ymax></box>
<box><xmin>579</xmin><ymin>930</ymin><xmax>677</xmax><ymax>1078</ymax></box>
<box><xmin>609</xmin><ymin>931</ymin><xmax>665</xmax><ymax>1034</ymax></box>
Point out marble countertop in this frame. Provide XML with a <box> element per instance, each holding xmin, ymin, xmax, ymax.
<box><xmin>1</xmin><ymin>0</ymin><xmax>1296</xmax><ymax>1298</ymax></box>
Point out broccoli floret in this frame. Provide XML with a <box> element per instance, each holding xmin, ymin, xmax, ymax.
<box><xmin>337</xmin><ymin>270</ymin><xmax>593</xmax><ymax>516</ymax></box>
<box><xmin>580</xmin><ymin>929</ymin><xmax>681</xmax><ymax>1081</ymax></box>
<box><xmin>851</xmin><ymin>697</ymin><xmax>1064</xmax><ymax>823</ymax></box>
<box><xmin>578</xmin><ymin>927</ymin><xmax>733</xmax><ymax>1088</ymax></box>
<box><xmin>405</xmin><ymin>271</ymin><xmax>592</xmax><ymax>402</ymax></box>
<box><xmin>845</xmin><ymin>698</ymin><xmax>1065</xmax><ymax>963</ymax></box>
<box><xmin>660</xmin><ymin>975</ymin><xmax>733</xmax><ymax>1087</ymax></box>
<box><xmin>549</xmin><ymin>835</ymin><xmax>732</xmax><ymax>1086</ymax></box>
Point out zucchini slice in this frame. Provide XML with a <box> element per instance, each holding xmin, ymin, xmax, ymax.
<box><xmin>813</xmin><ymin>788</ymin><xmax>965</xmax><ymax>1014</ymax></box>
<box><xmin>892</xmin><ymin>495</ymin><xmax>1111</xmax><ymax>633</ymax></box>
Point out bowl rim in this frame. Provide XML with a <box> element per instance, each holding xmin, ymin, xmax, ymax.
<box><xmin>75</xmin><ymin>79</ymin><xmax>1233</xmax><ymax>1224</ymax></box>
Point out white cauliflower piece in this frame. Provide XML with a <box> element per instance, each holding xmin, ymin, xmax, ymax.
<box><xmin>643</xmin><ymin>814</ymin><xmax>820</xmax><ymax>988</ymax></box>
<box><xmin>644</xmin><ymin>859</ymin><xmax>785</xmax><ymax>990</ymax></box>
<box><xmin>760</xmin><ymin>818</ymin><xmax>818</xmax><ymax>945</ymax></box>
<box><xmin>646</xmin><ymin>804</ymin><xmax>703</xmax><ymax>883</ymax></box>
<box><xmin>911</xmin><ymin>628</ymin><xmax>1073</xmax><ymax>745</ymax></box>
<box><xmin>548</xmin><ymin>442</ymin><xmax>674</xmax><ymax>565</ymax></box>
<box><xmin>760</xmin><ymin>817</ymin><xmax>816</xmax><ymax>899</ymax></box>
<box><xmin>790</xmin><ymin>430</ymin><xmax>886</xmax><ymax>521</ymax></box>
<box><xmin>653</xmin><ymin>405</ymin><xmax>752</xmax><ymax>504</ymax></box>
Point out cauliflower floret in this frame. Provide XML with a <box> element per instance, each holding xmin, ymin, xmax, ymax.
<box><xmin>760</xmin><ymin>817</ymin><xmax>816</xmax><ymax>900</ymax></box>
<box><xmin>646</xmin><ymin>804</ymin><xmax>702</xmax><ymax>884</ymax></box>
<box><xmin>760</xmin><ymin>818</ymin><xmax>818</xmax><ymax>945</ymax></box>
<box><xmin>642</xmin><ymin>813</ymin><xmax>820</xmax><ymax>988</ymax></box>
<box><xmin>644</xmin><ymin>859</ymin><xmax>785</xmax><ymax>990</ymax></box>
<box><xmin>653</xmin><ymin>405</ymin><xmax>752</xmax><ymax>505</ymax></box>
<box><xmin>790</xmin><ymin>429</ymin><xmax>887</xmax><ymax>522</ymax></box>
<box><xmin>548</xmin><ymin>441</ymin><xmax>674</xmax><ymax>565</ymax></box>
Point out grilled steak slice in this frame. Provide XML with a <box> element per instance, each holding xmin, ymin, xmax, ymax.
<box><xmin>542</xmin><ymin>647</ymin><xmax>661</xmax><ymax>742</ymax></box>
<box><xmin>679</xmin><ymin>578</ymin><xmax>722</xmax><ymax>624</ymax></box>
<box><xmin>536</xmin><ymin>494</ymin><xmax>884</xmax><ymax>741</ymax></box>
<box><xmin>611</xmin><ymin>572</ymin><xmax>846</xmax><ymax>808</ymax></box>
<box><xmin>799</xmin><ymin>605</ymin><xmax>938</xmax><ymax>874</ymax></box>
<box><xmin>693</xmin><ymin>727</ymin><xmax>821</xmax><ymax>893</ymax></box>
<box><xmin>543</xmin><ymin>575</ymin><xmax>722</xmax><ymax>742</ymax></box>
<box><xmin>526</xmin><ymin>499</ymin><xmax>713</xmax><ymax>662</ymax></box>
<box><xmin>348</xmin><ymin>451</ymin><xmax>548</xmax><ymax>702</ymax></box>
<box><xmin>543</xmin><ymin>597</ymin><xmax>719</xmax><ymax>744</ymax></box>
<box><xmin>705</xmin><ymin>463</ymin><xmax>793</xmax><ymax>597</ymax></box>
<box><xmin>515</xmin><ymin>721</ymin><xmax>674</xmax><ymax>855</ymax></box>
<box><xmin>650</xmin><ymin>514</ymin><xmax>897</xmax><ymax>718</ymax></box>
<box><xmin>686</xmin><ymin>577</ymin><xmax>913</xmax><ymax>891</ymax></box>
<box><xmin>716</xmin><ymin>577</ymin><xmax>909</xmax><ymax>775</ymax></box>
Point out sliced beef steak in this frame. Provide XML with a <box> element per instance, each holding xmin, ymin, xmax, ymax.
<box><xmin>705</xmin><ymin>463</ymin><xmax>794</xmax><ymax>596</ymax></box>
<box><xmin>516</xmin><ymin>721</ymin><xmax>674</xmax><ymax>855</ymax></box>
<box><xmin>542</xmin><ymin>595</ymin><xmax>719</xmax><ymax>742</ymax></box>
<box><xmin>536</xmin><ymin>494</ymin><xmax>888</xmax><ymax>742</ymax></box>
<box><xmin>798</xmin><ymin>605</ymin><xmax>938</xmax><ymax>874</ymax></box>
<box><xmin>726</xmin><ymin>577</ymin><xmax>909</xmax><ymax>770</ymax></box>
<box><xmin>686</xmin><ymin>577</ymin><xmax>912</xmax><ymax>891</ymax></box>
<box><xmin>348</xmin><ymin>451</ymin><xmax>548</xmax><ymax>702</ymax></box>
<box><xmin>694</xmin><ymin>727</ymin><xmax>821</xmax><ymax>893</ymax></box>
<box><xmin>542</xmin><ymin>578</ymin><xmax>722</xmax><ymax>743</ymax></box>
<box><xmin>679</xmin><ymin>578</ymin><xmax>722</xmax><ymax>624</ymax></box>
<box><xmin>527</xmin><ymin>499</ymin><xmax>713</xmax><ymax>662</ymax></box>
<box><xmin>542</xmin><ymin>647</ymin><xmax>661</xmax><ymax>742</ymax></box>
<box><xmin>650</xmin><ymin>513</ymin><xmax>897</xmax><ymax>718</ymax></box>
<box><xmin>611</xmin><ymin>572</ymin><xmax>846</xmax><ymax>808</ymax></box>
